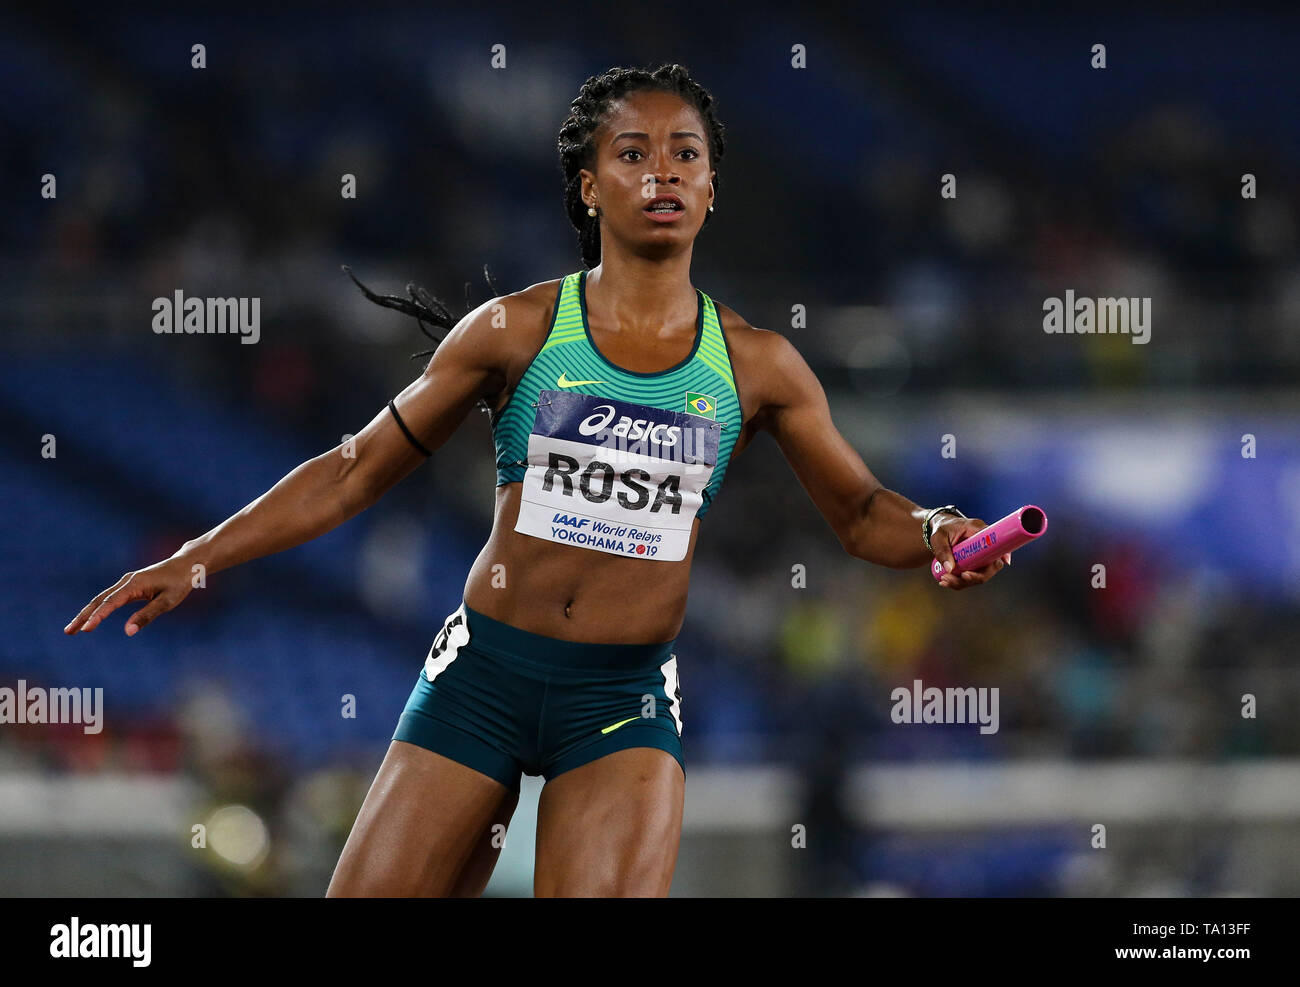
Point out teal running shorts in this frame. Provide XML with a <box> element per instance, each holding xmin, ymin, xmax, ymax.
<box><xmin>392</xmin><ymin>601</ymin><xmax>685</xmax><ymax>794</ymax></box>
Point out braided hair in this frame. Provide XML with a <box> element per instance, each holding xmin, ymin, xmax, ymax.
<box><xmin>341</xmin><ymin>263</ymin><xmax>500</xmax><ymax>417</ymax></box>
<box><xmin>558</xmin><ymin>63</ymin><xmax>727</xmax><ymax>269</ymax></box>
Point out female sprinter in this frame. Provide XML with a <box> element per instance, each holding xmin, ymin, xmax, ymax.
<box><xmin>63</xmin><ymin>64</ymin><xmax>1010</xmax><ymax>897</ymax></box>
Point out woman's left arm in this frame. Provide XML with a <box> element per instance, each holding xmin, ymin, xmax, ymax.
<box><xmin>751</xmin><ymin>328</ymin><xmax>1008</xmax><ymax>590</ymax></box>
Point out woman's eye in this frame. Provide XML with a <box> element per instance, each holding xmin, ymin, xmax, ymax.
<box><xmin>619</xmin><ymin>148</ymin><xmax>698</xmax><ymax>162</ymax></box>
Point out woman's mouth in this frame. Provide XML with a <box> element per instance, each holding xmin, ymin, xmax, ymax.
<box><xmin>644</xmin><ymin>194</ymin><xmax>685</xmax><ymax>222</ymax></box>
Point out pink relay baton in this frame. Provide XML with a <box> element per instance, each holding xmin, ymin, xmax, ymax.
<box><xmin>930</xmin><ymin>505</ymin><xmax>1048</xmax><ymax>581</ymax></box>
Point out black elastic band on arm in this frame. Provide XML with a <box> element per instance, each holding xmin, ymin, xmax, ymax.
<box><xmin>388</xmin><ymin>399</ymin><xmax>432</xmax><ymax>457</ymax></box>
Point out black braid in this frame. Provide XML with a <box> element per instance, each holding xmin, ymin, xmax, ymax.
<box><xmin>341</xmin><ymin>264</ymin><xmax>501</xmax><ymax>418</ymax></box>
<box><xmin>558</xmin><ymin>63</ymin><xmax>727</xmax><ymax>269</ymax></box>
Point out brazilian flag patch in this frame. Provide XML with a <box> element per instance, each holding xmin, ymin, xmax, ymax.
<box><xmin>685</xmin><ymin>391</ymin><xmax>716</xmax><ymax>419</ymax></box>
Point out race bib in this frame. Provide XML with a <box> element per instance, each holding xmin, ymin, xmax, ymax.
<box><xmin>514</xmin><ymin>389</ymin><xmax>720</xmax><ymax>561</ymax></box>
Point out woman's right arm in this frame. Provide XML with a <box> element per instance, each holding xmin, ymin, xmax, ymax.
<box><xmin>65</xmin><ymin>290</ymin><xmax>527</xmax><ymax>637</ymax></box>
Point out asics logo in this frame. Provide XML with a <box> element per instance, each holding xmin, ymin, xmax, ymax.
<box><xmin>577</xmin><ymin>404</ymin><xmax>681</xmax><ymax>446</ymax></box>
<box><xmin>557</xmin><ymin>372</ymin><xmax>607</xmax><ymax>388</ymax></box>
<box><xmin>578</xmin><ymin>404</ymin><xmax>618</xmax><ymax>434</ymax></box>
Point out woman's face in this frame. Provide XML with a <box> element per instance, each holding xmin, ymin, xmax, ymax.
<box><xmin>581</xmin><ymin>89</ymin><xmax>715</xmax><ymax>260</ymax></box>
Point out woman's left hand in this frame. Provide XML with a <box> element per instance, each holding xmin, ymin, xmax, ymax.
<box><xmin>929</xmin><ymin>516</ymin><xmax>1012</xmax><ymax>590</ymax></box>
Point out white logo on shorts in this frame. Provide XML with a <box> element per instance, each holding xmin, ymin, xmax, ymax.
<box><xmin>661</xmin><ymin>654</ymin><xmax>683</xmax><ymax>735</ymax></box>
<box><xmin>424</xmin><ymin>603</ymin><xmax>470</xmax><ymax>681</ymax></box>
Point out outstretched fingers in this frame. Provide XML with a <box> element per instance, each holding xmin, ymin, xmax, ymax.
<box><xmin>65</xmin><ymin>574</ymin><xmax>150</xmax><ymax>634</ymax></box>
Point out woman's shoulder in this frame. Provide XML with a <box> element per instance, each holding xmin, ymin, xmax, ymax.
<box><xmin>465</xmin><ymin>277</ymin><xmax>570</xmax><ymax>389</ymax></box>
<box><xmin>710</xmin><ymin>297</ymin><xmax>793</xmax><ymax>366</ymax></box>
<box><xmin>460</xmin><ymin>276</ymin><xmax>566</xmax><ymax>353</ymax></box>
<box><xmin>495</xmin><ymin>276</ymin><xmax>568</xmax><ymax>326</ymax></box>
<box><xmin>706</xmin><ymin>297</ymin><xmax>803</xmax><ymax>427</ymax></box>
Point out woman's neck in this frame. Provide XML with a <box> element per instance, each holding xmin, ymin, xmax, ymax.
<box><xmin>585</xmin><ymin>249</ymin><xmax>696</xmax><ymax>334</ymax></box>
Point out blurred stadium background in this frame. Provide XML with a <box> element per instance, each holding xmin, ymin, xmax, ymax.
<box><xmin>1</xmin><ymin>5</ymin><xmax>1297</xmax><ymax>896</ymax></box>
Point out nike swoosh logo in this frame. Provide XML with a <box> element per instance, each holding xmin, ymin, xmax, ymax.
<box><xmin>557</xmin><ymin>371</ymin><xmax>607</xmax><ymax>387</ymax></box>
<box><xmin>600</xmin><ymin>715</ymin><xmax>641</xmax><ymax>735</ymax></box>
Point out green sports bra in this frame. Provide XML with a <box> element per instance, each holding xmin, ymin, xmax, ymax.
<box><xmin>491</xmin><ymin>270</ymin><xmax>742</xmax><ymax>562</ymax></box>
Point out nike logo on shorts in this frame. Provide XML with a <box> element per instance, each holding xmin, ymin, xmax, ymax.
<box><xmin>600</xmin><ymin>715</ymin><xmax>641</xmax><ymax>735</ymax></box>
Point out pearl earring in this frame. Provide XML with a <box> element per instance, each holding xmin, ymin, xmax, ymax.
<box><xmin>587</xmin><ymin>204</ymin><xmax>597</xmax><ymax>217</ymax></box>
<box><xmin>708</xmin><ymin>204</ymin><xmax>714</xmax><ymax>212</ymax></box>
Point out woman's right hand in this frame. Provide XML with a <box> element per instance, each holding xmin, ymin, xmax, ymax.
<box><xmin>64</xmin><ymin>556</ymin><xmax>199</xmax><ymax>637</ymax></box>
